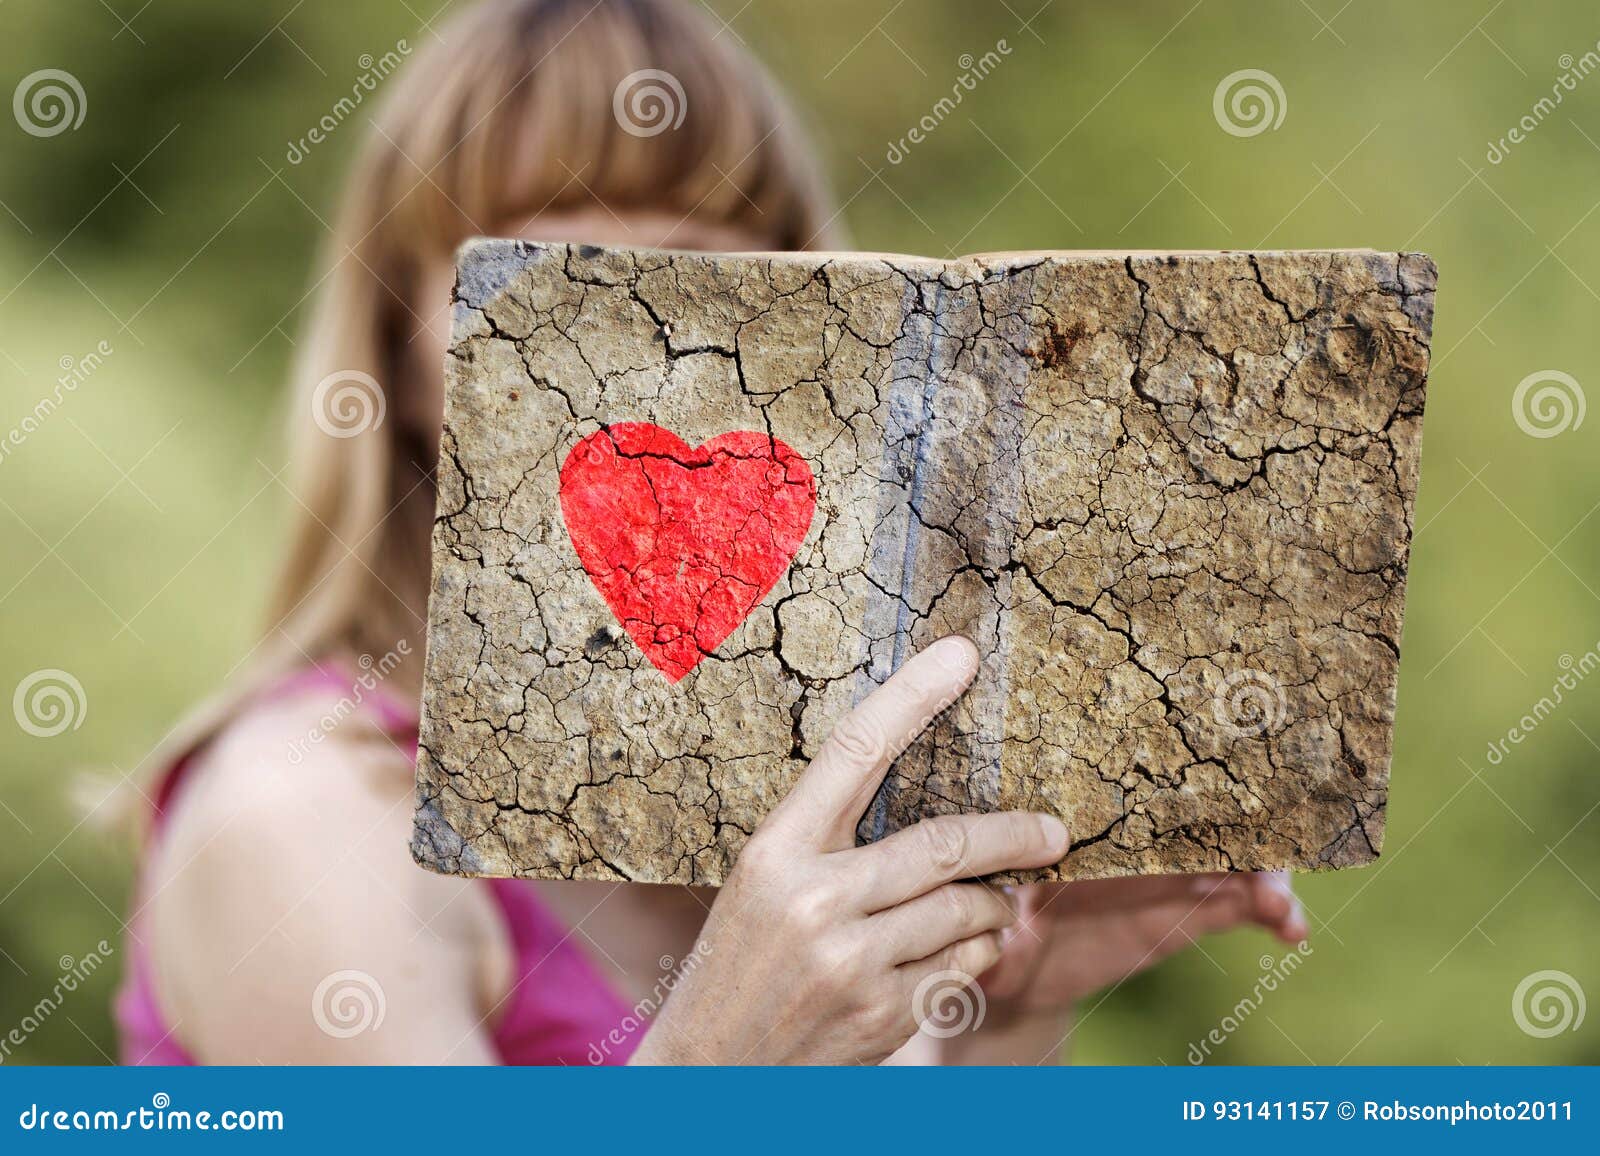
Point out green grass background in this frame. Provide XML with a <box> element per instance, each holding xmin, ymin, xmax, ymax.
<box><xmin>2</xmin><ymin>0</ymin><xmax>1598</xmax><ymax>1064</ymax></box>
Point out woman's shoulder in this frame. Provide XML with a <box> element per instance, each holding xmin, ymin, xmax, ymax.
<box><xmin>143</xmin><ymin>676</ymin><xmax>406</xmax><ymax>873</ymax></box>
<box><xmin>139</xmin><ymin>678</ymin><xmax>509</xmax><ymax>1062</ymax></box>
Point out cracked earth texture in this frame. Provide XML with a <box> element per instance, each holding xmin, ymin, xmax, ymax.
<box><xmin>413</xmin><ymin>240</ymin><xmax>1435</xmax><ymax>885</ymax></box>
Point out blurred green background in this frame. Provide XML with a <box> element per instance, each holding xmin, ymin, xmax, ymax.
<box><xmin>2</xmin><ymin>0</ymin><xmax>1597</xmax><ymax>1065</ymax></box>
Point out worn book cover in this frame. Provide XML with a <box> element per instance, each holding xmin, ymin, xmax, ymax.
<box><xmin>412</xmin><ymin>240</ymin><xmax>1435</xmax><ymax>885</ymax></box>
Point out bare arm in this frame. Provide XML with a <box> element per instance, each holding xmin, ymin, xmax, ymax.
<box><xmin>145</xmin><ymin>702</ymin><xmax>504</xmax><ymax>1064</ymax></box>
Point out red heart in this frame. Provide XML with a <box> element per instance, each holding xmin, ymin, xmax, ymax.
<box><xmin>558</xmin><ymin>423</ymin><xmax>816</xmax><ymax>682</ymax></box>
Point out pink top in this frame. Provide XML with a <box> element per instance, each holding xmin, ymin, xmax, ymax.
<box><xmin>115</xmin><ymin>665</ymin><xmax>642</xmax><ymax>1065</ymax></box>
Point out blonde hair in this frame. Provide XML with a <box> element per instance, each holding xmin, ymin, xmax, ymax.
<box><xmin>138</xmin><ymin>0</ymin><xmax>841</xmax><ymax>813</ymax></box>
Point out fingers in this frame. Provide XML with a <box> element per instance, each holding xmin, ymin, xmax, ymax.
<box><xmin>974</xmin><ymin>931</ymin><xmax>1037</xmax><ymax>1002</ymax></box>
<box><xmin>768</xmin><ymin>636</ymin><xmax>979</xmax><ymax>850</ymax></box>
<box><xmin>1244</xmin><ymin>871</ymin><xmax>1308</xmax><ymax>943</ymax></box>
<box><xmin>852</xmin><ymin>812</ymin><xmax>1069</xmax><ymax>911</ymax></box>
<box><xmin>1120</xmin><ymin>885</ymin><xmax>1265</xmax><ymax>962</ymax></box>
<box><xmin>978</xmin><ymin>887</ymin><xmax>1049</xmax><ymax>1000</ymax></box>
<box><xmin>871</xmin><ymin>882</ymin><xmax>1017</xmax><ymax>964</ymax></box>
<box><xmin>1035</xmin><ymin>872</ymin><xmax>1231</xmax><ymax>917</ymax></box>
<box><xmin>1032</xmin><ymin>872</ymin><xmax>1309</xmax><ymax>946</ymax></box>
<box><xmin>899</xmin><ymin>932</ymin><xmax>1005</xmax><ymax>1023</ymax></box>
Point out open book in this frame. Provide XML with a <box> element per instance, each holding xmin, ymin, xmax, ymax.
<box><xmin>413</xmin><ymin>240</ymin><xmax>1435</xmax><ymax>885</ymax></box>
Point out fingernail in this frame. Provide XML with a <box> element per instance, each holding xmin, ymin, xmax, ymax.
<box><xmin>1036</xmin><ymin>814</ymin><xmax>1070</xmax><ymax>857</ymax></box>
<box><xmin>928</xmin><ymin>635</ymin><xmax>977</xmax><ymax>675</ymax></box>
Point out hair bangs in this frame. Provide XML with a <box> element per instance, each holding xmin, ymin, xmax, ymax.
<box><xmin>374</xmin><ymin>0</ymin><xmax>838</xmax><ymax>256</ymax></box>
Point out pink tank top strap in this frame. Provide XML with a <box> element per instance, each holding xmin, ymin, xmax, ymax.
<box><xmin>270</xmin><ymin>664</ymin><xmax>420</xmax><ymax>731</ymax></box>
<box><xmin>146</xmin><ymin>662</ymin><xmax>416</xmax><ymax>824</ymax></box>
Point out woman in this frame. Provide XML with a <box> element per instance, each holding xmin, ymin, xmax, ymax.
<box><xmin>118</xmin><ymin>0</ymin><xmax>1305</xmax><ymax>1066</ymax></box>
